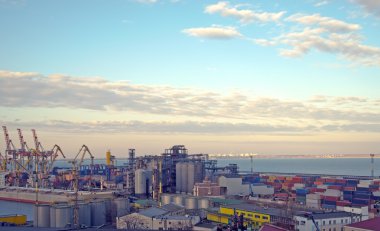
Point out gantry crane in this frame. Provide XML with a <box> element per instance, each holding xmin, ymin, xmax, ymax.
<box><xmin>69</xmin><ymin>144</ymin><xmax>94</xmax><ymax>228</ymax></box>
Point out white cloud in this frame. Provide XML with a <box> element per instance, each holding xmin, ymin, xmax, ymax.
<box><xmin>314</xmin><ymin>0</ymin><xmax>329</xmax><ymax>7</ymax></box>
<box><xmin>286</xmin><ymin>14</ymin><xmax>361</xmax><ymax>32</ymax></box>
<box><xmin>135</xmin><ymin>0</ymin><xmax>157</xmax><ymax>3</ymax></box>
<box><xmin>205</xmin><ymin>1</ymin><xmax>286</xmax><ymax>24</ymax></box>
<box><xmin>350</xmin><ymin>0</ymin><xmax>380</xmax><ymax>17</ymax></box>
<box><xmin>254</xmin><ymin>13</ymin><xmax>380</xmax><ymax>66</ymax></box>
<box><xmin>0</xmin><ymin>70</ymin><xmax>379</xmax><ymax>125</ymax></box>
<box><xmin>182</xmin><ymin>25</ymin><xmax>242</xmax><ymax>39</ymax></box>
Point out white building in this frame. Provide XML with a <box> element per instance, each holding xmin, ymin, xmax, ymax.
<box><xmin>218</xmin><ymin>175</ymin><xmax>250</xmax><ymax>196</ymax></box>
<box><xmin>251</xmin><ymin>184</ymin><xmax>274</xmax><ymax>196</ymax></box>
<box><xmin>116</xmin><ymin>206</ymin><xmax>200</xmax><ymax>230</ymax></box>
<box><xmin>294</xmin><ymin>211</ymin><xmax>362</xmax><ymax>231</ymax></box>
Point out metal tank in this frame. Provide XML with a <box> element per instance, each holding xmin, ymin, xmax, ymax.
<box><xmin>104</xmin><ymin>198</ymin><xmax>112</xmax><ymax>223</ymax></box>
<box><xmin>34</xmin><ymin>204</ymin><xmax>50</xmax><ymax>228</ymax></box>
<box><xmin>175</xmin><ymin>163</ymin><xmax>182</xmax><ymax>193</ymax></box>
<box><xmin>161</xmin><ymin>194</ymin><xmax>172</xmax><ymax>205</ymax></box>
<box><xmin>50</xmin><ymin>206</ymin><xmax>56</xmax><ymax>228</ymax></box>
<box><xmin>135</xmin><ymin>169</ymin><xmax>152</xmax><ymax>195</ymax></box>
<box><xmin>113</xmin><ymin>197</ymin><xmax>129</xmax><ymax>218</ymax></box>
<box><xmin>187</xmin><ymin>162</ymin><xmax>195</xmax><ymax>194</ymax></box>
<box><xmin>55</xmin><ymin>205</ymin><xmax>73</xmax><ymax>228</ymax></box>
<box><xmin>173</xmin><ymin>195</ymin><xmax>185</xmax><ymax>206</ymax></box>
<box><xmin>91</xmin><ymin>200</ymin><xmax>106</xmax><ymax>226</ymax></box>
<box><xmin>198</xmin><ymin>198</ymin><xmax>209</xmax><ymax>209</ymax></box>
<box><xmin>181</xmin><ymin>163</ymin><xmax>188</xmax><ymax>193</ymax></box>
<box><xmin>185</xmin><ymin>197</ymin><xmax>198</xmax><ymax>209</ymax></box>
<box><xmin>78</xmin><ymin>202</ymin><xmax>91</xmax><ymax>227</ymax></box>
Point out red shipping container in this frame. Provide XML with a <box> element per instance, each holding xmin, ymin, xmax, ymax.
<box><xmin>343</xmin><ymin>186</ymin><xmax>356</xmax><ymax>191</ymax></box>
<box><xmin>328</xmin><ymin>185</ymin><xmax>343</xmax><ymax>190</ymax></box>
<box><xmin>336</xmin><ymin>200</ymin><xmax>351</xmax><ymax>206</ymax></box>
<box><xmin>316</xmin><ymin>188</ymin><xmax>326</xmax><ymax>192</ymax></box>
<box><xmin>324</xmin><ymin>196</ymin><xmax>340</xmax><ymax>201</ymax></box>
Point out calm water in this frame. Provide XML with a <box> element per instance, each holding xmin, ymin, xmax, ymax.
<box><xmin>1</xmin><ymin>158</ymin><xmax>378</xmax><ymax>221</ymax></box>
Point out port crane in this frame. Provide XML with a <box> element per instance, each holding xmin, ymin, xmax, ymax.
<box><xmin>69</xmin><ymin>144</ymin><xmax>94</xmax><ymax>228</ymax></box>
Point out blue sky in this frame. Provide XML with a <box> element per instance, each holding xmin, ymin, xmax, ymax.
<box><xmin>0</xmin><ymin>0</ymin><xmax>379</xmax><ymax>157</ymax></box>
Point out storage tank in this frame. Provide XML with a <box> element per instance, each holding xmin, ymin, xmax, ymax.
<box><xmin>187</xmin><ymin>162</ymin><xmax>195</xmax><ymax>194</ymax></box>
<box><xmin>78</xmin><ymin>202</ymin><xmax>91</xmax><ymax>227</ymax></box>
<box><xmin>104</xmin><ymin>198</ymin><xmax>112</xmax><ymax>223</ymax></box>
<box><xmin>113</xmin><ymin>198</ymin><xmax>129</xmax><ymax>218</ymax></box>
<box><xmin>198</xmin><ymin>198</ymin><xmax>209</xmax><ymax>209</ymax></box>
<box><xmin>50</xmin><ymin>206</ymin><xmax>56</xmax><ymax>228</ymax></box>
<box><xmin>176</xmin><ymin>163</ymin><xmax>182</xmax><ymax>193</ymax></box>
<box><xmin>135</xmin><ymin>169</ymin><xmax>153</xmax><ymax>196</ymax></box>
<box><xmin>34</xmin><ymin>204</ymin><xmax>50</xmax><ymax>227</ymax></box>
<box><xmin>91</xmin><ymin>200</ymin><xmax>106</xmax><ymax>226</ymax></box>
<box><xmin>173</xmin><ymin>195</ymin><xmax>185</xmax><ymax>206</ymax></box>
<box><xmin>185</xmin><ymin>197</ymin><xmax>198</xmax><ymax>209</ymax></box>
<box><xmin>181</xmin><ymin>163</ymin><xmax>188</xmax><ymax>193</ymax></box>
<box><xmin>161</xmin><ymin>194</ymin><xmax>172</xmax><ymax>205</ymax></box>
<box><xmin>55</xmin><ymin>205</ymin><xmax>73</xmax><ymax>228</ymax></box>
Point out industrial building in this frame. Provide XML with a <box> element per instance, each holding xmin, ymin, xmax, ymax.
<box><xmin>344</xmin><ymin>217</ymin><xmax>380</xmax><ymax>231</ymax></box>
<box><xmin>294</xmin><ymin>211</ymin><xmax>362</xmax><ymax>231</ymax></box>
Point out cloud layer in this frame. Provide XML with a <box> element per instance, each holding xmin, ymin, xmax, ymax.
<box><xmin>1</xmin><ymin>70</ymin><xmax>379</xmax><ymax>135</ymax></box>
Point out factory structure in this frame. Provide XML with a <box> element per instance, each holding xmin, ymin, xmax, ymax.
<box><xmin>1</xmin><ymin>126</ymin><xmax>380</xmax><ymax>231</ymax></box>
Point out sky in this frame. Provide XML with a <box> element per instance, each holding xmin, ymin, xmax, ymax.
<box><xmin>0</xmin><ymin>0</ymin><xmax>380</xmax><ymax>158</ymax></box>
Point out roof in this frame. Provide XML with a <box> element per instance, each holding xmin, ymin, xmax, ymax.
<box><xmin>222</xmin><ymin>204</ymin><xmax>285</xmax><ymax>217</ymax></box>
<box><xmin>194</xmin><ymin>223</ymin><xmax>217</xmax><ymax>228</ymax></box>
<box><xmin>296</xmin><ymin>211</ymin><xmax>353</xmax><ymax>220</ymax></box>
<box><xmin>259</xmin><ymin>224</ymin><xmax>290</xmax><ymax>231</ymax></box>
<box><xmin>139</xmin><ymin>207</ymin><xmax>168</xmax><ymax>218</ymax></box>
<box><xmin>345</xmin><ymin>217</ymin><xmax>380</xmax><ymax>231</ymax></box>
<box><xmin>208</xmin><ymin>198</ymin><xmax>243</xmax><ymax>205</ymax></box>
<box><xmin>161</xmin><ymin>202</ymin><xmax>184</xmax><ymax>212</ymax></box>
<box><xmin>134</xmin><ymin>199</ymin><xmax>158</xmax><ymax>207</ymax></box>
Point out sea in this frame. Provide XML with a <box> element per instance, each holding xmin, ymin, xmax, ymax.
<box><xmin>0</xmin><ymin>158</ymin><xmax>378</xmax><ymax>221</ymax></box>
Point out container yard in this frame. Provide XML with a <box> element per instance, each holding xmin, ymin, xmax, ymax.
<box><xmin>0</xmin><ymin>126</ymin><xmax>379</xmax><ymax>230</ymax></box>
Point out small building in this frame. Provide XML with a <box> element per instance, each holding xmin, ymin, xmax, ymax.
<box><xmin>251</xmin><ymin>184</ymin><xmax>275</xmax><ymax>196</ymax></box>
<box><xmin>294</xmin><ymin>211</ymin><xmax>362</xmax><ymax>231</ymax></box>
<box><xmin>116</xmin><ymin>206</ymin><xmax>200</xmax><ymax>230</ymax></box>
<box><xmin>193</xmin><ymin>177</ymin><xmax>227</xmax><ymax>197</ymax></box>
<box><xmin>343</xmin><ymin>217</ymin><xmax>380</xmax><ymax>231</ymax></box>
<box><xmin>218</xmin><ymin>175</ymin><xmax>250</xmax><ymax>196</ymax></box>
<box><xmin>161</xmin><ymin>203</ymin><xmax>186</xmax><ymax>216</ymax></box>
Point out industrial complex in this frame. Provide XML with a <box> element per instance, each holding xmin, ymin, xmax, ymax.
<box><xmin>0</xmin><ymin>126</ymin><xmax>380</xmax><ymax>231</ymax></box>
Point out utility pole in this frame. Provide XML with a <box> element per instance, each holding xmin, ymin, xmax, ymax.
<box><xmin>370</xmin><ymin>154</ymin><xmax>375</xmax><ymax>177</ymax></box>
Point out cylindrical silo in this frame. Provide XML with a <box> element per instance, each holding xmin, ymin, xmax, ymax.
<box><xmin>78</xmin><ymin>202</ymin><xmax>91</xmax><ymax>227</ymax></box>
<box><xmin>198</xmin><ymin>198</ymin><xmax>209</xmax><ymax>209</ymax></box>
<box><xmin>55</xmin><ymin>205</ymin><xmax>73</xmax><ymax>228</ymax></box>
<box><xmin>91</xmin><ymin>200</ymin><xmax>106</xmax><ymax>226</ymax></box>
<box><xmin>185</xmin><ymin>197</ymin><xmax>198</xmax><ymax>209</ymax></box>
<box><xmin>50</xmin><ymin>206</ymin><xmax>56</xmax><ymax>228</ymax></box>
<box><xmin>176</xmin><ymin>163</ymin><xmax>182</xmax><ymax>193</ymax></box>
<box><xmin>135</xmin><ymin>169</ymin><xmax>146</xmax><ymax>195</ymax></box>
<box><xmin>161</xmin><ymin>194</ymin><xmax>172</xmax><ymax>205</ymax></box>
<box><xmin>173</xmin><ymin>195</ymin><xmax>185</xmax><ymax>206</ymax></box>
<box><xmin>34</xmin><ymin>204</ymin><xmax>50</xmax><ymax>228</ymax></box>
<box><xmin>187</xmin><ymin>162</ymin><xmax>195</xmax><ymax>194</ymax></box>
<box><xmin>104</xmin><ymin>198</ymin><xmax>112</xmax><ymax>223</ymax></box>
<box><xmin>113</xmin><ymin>197</ymin><xmax>129</xmax><ymax>218</ymax></box>
<box><xmin>181</xmin><ymin>163</ymin><xmax>188</xmax><ymax>193</ymax></box>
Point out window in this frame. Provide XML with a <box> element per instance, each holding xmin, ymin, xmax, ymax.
<box><xmin>345</xmin><ymin>219</ymin><xmax>348</xmax><ymax>223</ymax></box>
<box><xmin>255</xmin><ymin>215</ymin><xmax>260</xmax><ymax>219</ymax></box>
<box><xmin>263</xmin><ymin>216</ymin><xmax>269</xmax><ymax>220</ymax></box>
<box><xmin>329</xmin><ymin>229</ymin><xmax>331</xmax><ymax>231</ymax></box>
<box><xmin>247</xmin><ymin>214</ymin><xmax>252</xmax><ymax>217</ymax></box>
<box><xmin>333</xmin><ymin>220</ymin><xmax>336</xmax><ymax>224</ymax></box>
<box><xmin>341</xmin><ymin>219</ymin><xmax>343</xmax><ymax>224</ymax></box>
<box><xmin>333</xmin><ymin>228</ymin><xmax>336</xmax><ymax>231</ymax></box>
<box><xmin>323</xmin><ymin>221</ymin><xmax>326</xmax><ymax>225</ymax></box>
<box><xmin>329</xmin><ymin>220</ymin><xmax>331</xmax><ymax>225</ymax></box>
<box><xmin>316</xmin><ymin>222</ymin><xmax>319</xmax><ymax>226</ymax></box>
<box><xmin>301</xmin><ymin>221</ymin><xmax>306</xmax><ymax>225</ymax></box>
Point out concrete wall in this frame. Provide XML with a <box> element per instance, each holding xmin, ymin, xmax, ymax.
<box><xmin>218</xmin><ymin>176</ymin><xmax>249</xmax><ymax>196</ymax></box>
